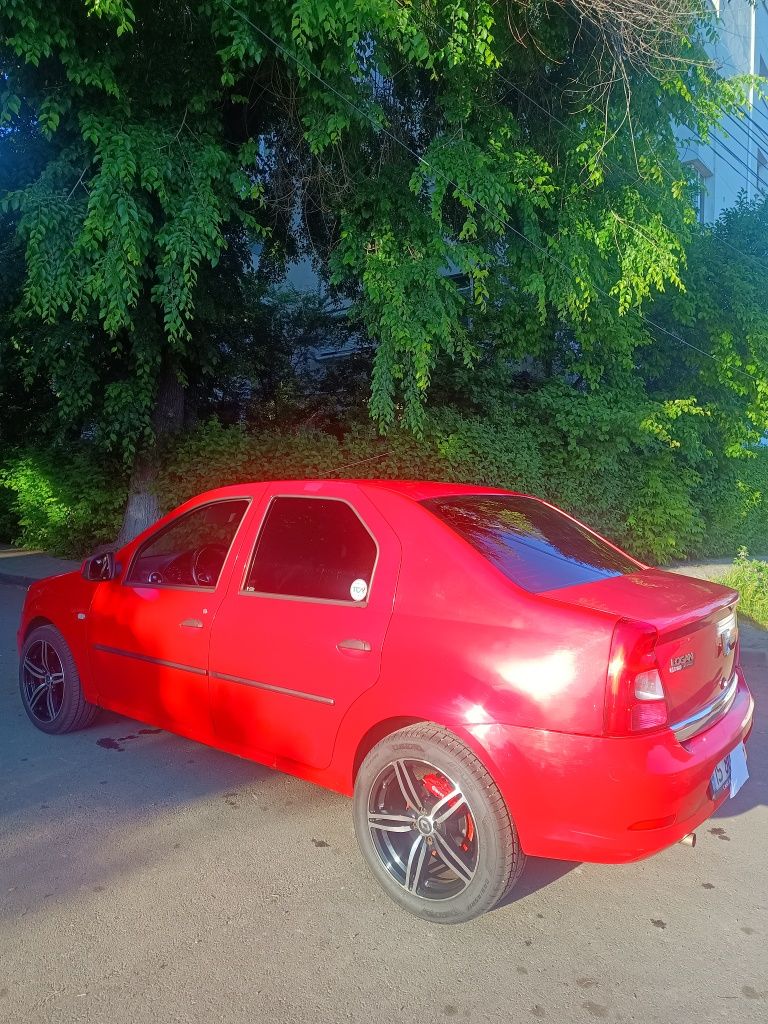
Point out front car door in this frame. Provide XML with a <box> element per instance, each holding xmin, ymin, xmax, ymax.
<box><xmin>88</xmin><ymin>494</ymin><xmax>254</xmax><ymax>739</ymax></box>
<box><xmin>209</xmin><ymin>483</ymin><xmax>400</xmax><ymax>769</ymax></box>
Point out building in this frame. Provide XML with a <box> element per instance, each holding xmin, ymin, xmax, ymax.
<box><xmin>678</xmin><ymin>0</ymin><xmax>768</xmax><ymax>221</ymax></box>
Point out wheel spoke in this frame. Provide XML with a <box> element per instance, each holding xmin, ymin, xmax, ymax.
<box><xmin>404</xmin><ymin>835</ymin><xmax>428</xmax><ymax>893</ymax></box>
<box><xmin>393</xmin><ymin>760</ymin><xmax>424</xmax><ymax>812</ymax></box>
<box><xmin>40</xmin><ymin>642</ymin><xmax>51</xmax><ymax>673</ymax></box>
<box><xmin>368</xmin><ymin>812</ymin><xmax>414</xmax><ymax>833</ymax></box>
<box><xmin>45</xmin><ymin>687</ymin><xmax>56</xmax><ymax>719</ymax></box>
<box><xmin>48</xmin><ymin>671</ymin><xmax>64</xmax><ymax>686</ymax></box>
<box><xmin>27</xmin><ymin>681</ymin><xmax>48</xmax><ymax>708</ymax></box>
<box><xmin>432</xmin><ymin>831</ymin><xmax>475</xmax><ymax>887</ymax></box>
<box><xmin>431</xmin><ymin>787</ymin><xmax>466</xmax><ymax>825</ymax></box>
<box><xmin>23</xmin><ymin>657</ymin><xmax>46</xmax><ymax>681</ymax></box>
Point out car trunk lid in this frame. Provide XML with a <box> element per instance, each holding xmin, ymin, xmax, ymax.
<box><xmin>548</xmin><ymin>568</ymin><xmax>739</xmax><ymax>723</ymax></box>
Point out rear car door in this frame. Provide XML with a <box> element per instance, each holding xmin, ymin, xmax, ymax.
<box><xmin>88</xmin><ymin>496</ymin><xmax>254</xmax><ymax>738</ymax></box>
<box><xmin>209</xmin><ymin>484</ymin><xmax>400</xmax><ymax>769</ymax></box>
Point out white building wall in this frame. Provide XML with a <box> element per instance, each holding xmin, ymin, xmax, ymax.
<box><xmin>679</xmin><ymin>0</ymin><xmax>768</xmax><ymax>221</ymax></box>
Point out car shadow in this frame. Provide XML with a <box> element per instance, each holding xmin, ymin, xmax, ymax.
<box><xmin>494</xmin><ymin>856</ymin><xmax>579</xmax><ymax>911</ymax></box>
<box><xmin>0</xmin><ymin>706</ymin><xmax>319</xmax><ymax>922</ymax></box>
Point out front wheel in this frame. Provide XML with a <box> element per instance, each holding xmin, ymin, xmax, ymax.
<box><xmin>19</xmin><ymin>624</ymin><xmax>99</xmax><ymax>734</ymax></box>
<box><xmin>353</xmin><ymin>723</ymin><xmax>526</xmax><ymax>923</ymax></box>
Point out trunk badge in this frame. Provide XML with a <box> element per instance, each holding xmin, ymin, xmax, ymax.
<box><xmin>669</xmin><ymin>652</ymin><xmax>695</xmax><ymax>673</ymax></box>
<box><xmin>718</xmin><ymin>629</ymin><xmax>737</xmax><ymax>656</ymax></box>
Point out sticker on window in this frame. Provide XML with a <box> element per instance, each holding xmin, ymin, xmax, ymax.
<box><xmin>350</xmin><ymin>578</ymin><xmax>368</xmax><ymax>602</ymax></box>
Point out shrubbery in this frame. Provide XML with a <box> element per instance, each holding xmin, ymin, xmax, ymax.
<box><xmin>0</xmin><ymin>449</ymin><xmax>127</xmax><ymax>558</ymax></box>
<box><xmin>720</xmin><ymin>552</ymin><xmax>768</xmax><ymax>629</ymax></box>
<box><xmin>3</xmin><ymin>412</ymin><xmax>765</xmax><ymax>564</ymax></box>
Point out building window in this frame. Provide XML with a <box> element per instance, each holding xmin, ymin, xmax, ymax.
<box><xmin>686</xmin><ymin>160</ymin><xmax>714</xmax><ymax>224</ymax></box>
<box><xmin>758</xmin><ymin>149</ymin><xmax>768</xmax><ymax>196</ymax></box>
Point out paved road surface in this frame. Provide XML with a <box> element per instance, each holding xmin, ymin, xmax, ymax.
<box><xmin>1</xmin><ymin>584</ymin><xmax>766</xmax><ymax>1024</ymax></box>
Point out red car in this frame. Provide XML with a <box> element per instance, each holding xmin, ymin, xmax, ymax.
<box><xmin>18</xmin><ymin>481</ymin><xmax>753</xmax><ymax>922</ymax></box>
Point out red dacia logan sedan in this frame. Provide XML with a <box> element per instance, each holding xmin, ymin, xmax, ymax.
<box><xmin>18</xmin><ymin>481</ymin><xmax>753</xmax><ymax>922</ymax></box>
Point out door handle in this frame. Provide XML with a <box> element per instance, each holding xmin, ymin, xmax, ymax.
<box><xmin>337</xmin><ymin>638</ymin><xmax>371</xmax><ymax>652</ymax></box>
<box><xmin>180</xmin><ymin>618</ymin><xmax>204</xmax><ymax>629</ymax></box>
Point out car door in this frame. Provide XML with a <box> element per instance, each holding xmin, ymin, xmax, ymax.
<box><xmin>208</xmin><ymin>484</ymin><xmax>400</xmax><ymax>769</ymax></box>
<box><xmin>88</xmin><ymin>495</ymin><xmax>255</xmax><ymax>739</ymax></box>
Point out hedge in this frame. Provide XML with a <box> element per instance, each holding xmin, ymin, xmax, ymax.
<box><xmin>2</xmin><ymin>413</ymin><xmax>766</xmax><ymax>564</ymax></box>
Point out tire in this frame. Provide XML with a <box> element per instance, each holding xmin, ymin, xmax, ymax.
<box><xmin>353</xmin><ymin>723</ymin><xmax>526</xmax><ymax>923</ymax></box>
<box><xmin>19</xmin><ymin>624</ymin><xmax>99</xmax><ymax>735</ymax></box>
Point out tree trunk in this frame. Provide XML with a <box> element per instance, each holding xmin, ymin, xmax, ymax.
<box><xmin>115</xmin><ymin>363</ymin><xmax>185</xmax><ymax>546</ymax></box>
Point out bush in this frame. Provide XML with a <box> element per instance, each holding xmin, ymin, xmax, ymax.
<box><xmin>0</xmin><ymin>449</ymin><xmax>127</xmax><ymax>557</ymax></box>
<box><xmin>156</xmin><ymin>419</ymin><xmax>446</xmax><ymax>511</ymax></box>
<box><xmin>696</xmin><ymin>450</ymin><xmax>768</xmax><ymax>559</ymax></box>
<box><xmin>158</xmin><ymin>406</ymin><xmax>709</xmax><ymax>565</ymax></box>
<box><xmin>3</xmin><ymin>415</ymin><xmax>766</xmax><ymax>565</ymax></box>
<box><xmin>720</xmin><ymin>552</ymin><xmax>768</xmax><ymax>629</ymax></box>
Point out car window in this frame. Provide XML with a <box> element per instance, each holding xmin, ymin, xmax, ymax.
<box><xmin>422</xmin><ymin>494</ymin><xmax>641</xmax><ymax>594</ymax></box>
<box><xmin>245</xmin><ymin>496</ymin><xmax>377</xmax><ymax>603</ymax></box>
<box><xmin>127</xmin><ymin>499</ymin><xmax>249</xmax><ymax>588</ymax></box>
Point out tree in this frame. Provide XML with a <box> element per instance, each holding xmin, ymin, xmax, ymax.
<box><xmin>0</xmin><ymin>0</ymin><xmax>755</xmax><ymax>538</ymax></box>
<box><xmin>641</xmin><ymin>195</ymin><xmax>768</xmax><ymax>453</ymax></box>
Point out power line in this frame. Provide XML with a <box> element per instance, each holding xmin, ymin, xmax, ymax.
<box><xmin>494</xmin><ymin>70</ymin><xmax>768</xmax><ymax>273</ymax></box>
<box><xmin>220</xmin><ymin>2</ymin><xmax>764</xmax><ymax>390</ymax></box>
<box><xmin>725</xmin><ymin>106</ymin><xmax>768</xmax><ymax>153</ymax></box>
<box><xmin>716</xmin><ymin>114</ymin><xmax>762</xmax><ymax>180</ymax></box>
<box><xmin>545</xmin><ymin>1</ymin><xmax>768</xmax><ymax>259</ymax></box>
<box><xmin>707</xmin><ymin>118</ymin><xmax>768</xmax><ymax>196</ymax></box>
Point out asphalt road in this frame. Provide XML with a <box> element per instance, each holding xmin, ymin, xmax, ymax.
<box><xmin>1</xmin><ymin>584</ymin><xmax>766</xmax><ymax>1024</ymax></box>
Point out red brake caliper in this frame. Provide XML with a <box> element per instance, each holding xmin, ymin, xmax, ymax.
<box><xmin>421</xmin><ymin>772</ymin><xmax>475</xmax><ymax>852</ymax></box>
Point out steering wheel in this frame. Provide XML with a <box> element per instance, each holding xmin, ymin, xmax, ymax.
<box><xmin>191</xmin><ymin>543</ymin><xmax>228</xmax><ymax>587</ymax></box>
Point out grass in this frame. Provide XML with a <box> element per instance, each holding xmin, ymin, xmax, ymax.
<box><xmin>720</xmin><ymin>554</ymin><xmax>768</xmax><ymax>630</ymax></box>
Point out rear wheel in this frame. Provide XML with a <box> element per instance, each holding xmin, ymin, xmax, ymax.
<box><xmin>353</xmin><ymin>723</ymin><xmax>525</xmax><ymax>923</ymax></box>
<box><xmin>19</xmin><ymin>625</ymin><xmax>99</xmax><ymax>734</ymax></box>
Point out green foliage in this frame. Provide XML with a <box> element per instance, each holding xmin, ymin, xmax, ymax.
<box><xmin>1</xmin><ymin>0</ymin><xmax>766</xmax><ymax>560</ymax></box>
<box><xmin>3</xmin><ymin>414</ymin><xmax>766</xmax><ymax>564</ymax></box>
<box><xmin>720</xmin><ymin>552</ymin><xmax>768</xmax><ymax>630</ymax></box>
<box><xmin>643</xmin><ymin>197</ymin><xmax>768</xmax><ymax>456</ymax></box>
<box><xmin>153</xmin><ymin>410</ymin><xmax>766</xmax><ymax>566</ymax></box>
<box><xmin>696</xmin><ymin>449</ymin><xmax>768</xmax><ymax>559</ymax></box>
<box><xmin>1</xmin><ymin>0</ymin><xmax>754</xmax><ymax>456</ymax></box>
<box><xmin>155</xmin><ymin>418</ymin><xmax>443</xmax><ymax>512</ymax></box>
<box><xmin>0</xmin><ymin>449</ymin><xmax>127</xmax><ymax>556</ymax></box>
<box><xmin>425</xmin><ymin>392</ymin><xmax>706</xmax><ymax>563</ymax></box>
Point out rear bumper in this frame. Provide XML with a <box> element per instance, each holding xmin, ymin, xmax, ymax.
<box><xmin>468</xmin><ymin>667</ymin><xmax>754</xmax><ymax>863</ymax></box>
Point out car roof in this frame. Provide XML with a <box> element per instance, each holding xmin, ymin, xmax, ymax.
<box><xmin>191</xmin><ymin>479</ymin><xmax>524</xmax><ymax>503</ymax></box>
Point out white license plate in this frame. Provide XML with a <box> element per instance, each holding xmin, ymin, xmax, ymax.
<box><xmin>710</xmin><ymin>743</ymin><xmax>749</xmax><ymax>799</ymax></box>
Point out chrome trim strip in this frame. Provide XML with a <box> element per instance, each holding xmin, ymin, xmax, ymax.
<box><xmin>92</xmin><ymin>644</ymin><xmax>206</xmax><ymax>676</ymax></box>
<box><xmin>210</xmin><ymin>671</ymin><xmax>334</xmax><ymax>706</ymax></box>
<box><xmin>671</xmin><ymin>672</ymin><xmax>739</xmax><ymax>742</ymax></box>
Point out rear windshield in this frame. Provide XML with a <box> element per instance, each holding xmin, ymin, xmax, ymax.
<box><xmin>421</xmin><ymin>494</ymin><xmax>641</xmax><ymax>594</ymax></box>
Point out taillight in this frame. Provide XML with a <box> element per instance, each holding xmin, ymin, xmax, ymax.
<box><xmin>604</xmin><ymin>619</ymin><xmax>668</xmax><ymax>735</ymax></box>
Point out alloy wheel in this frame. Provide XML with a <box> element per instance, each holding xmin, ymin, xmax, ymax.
<box><xmin>22</xmin><ymin>640</ymin><xmax>65</xmax><ymax>724</ymax></box>
<box><xmin>367</xmin><ymin>758</ymin><xmax>479</xmax><ymax>901</ymax></box>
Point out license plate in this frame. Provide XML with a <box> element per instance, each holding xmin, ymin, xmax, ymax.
<box><xmin>710</xmin><ymin>743</ymin><xmax>749</xmax><ymax>799</ymax></box>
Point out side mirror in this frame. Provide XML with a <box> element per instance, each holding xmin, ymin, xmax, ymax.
<box><xmin>81</xmin><ymin>551</ymin><xmax>117</xmax><ymax>582</ymax></box>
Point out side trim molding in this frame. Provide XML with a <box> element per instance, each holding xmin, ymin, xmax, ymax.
<box><xmin>210</xmin><ymin>671</ymin><xmax>335</xmax><ymax>706</ymax></box>
<box><xmin>92</xmin><ymin>645</ymin><xmax>335</xmax><ymax>705</ymax></box>
<box><xmin>92</xmin><ymin>643</ymin><xmax>207</xmax><ymax>677</ymax></box>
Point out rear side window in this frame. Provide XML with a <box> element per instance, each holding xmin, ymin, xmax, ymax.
<box><xmin>245</xmin><ymin>496</ymin><xmax>377</xmax><ymax>603</ymax></box>
<box><xmin>422</xmin><ymin>495</ymin><xmax>640</xmax><ymax>594</ymax></box>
